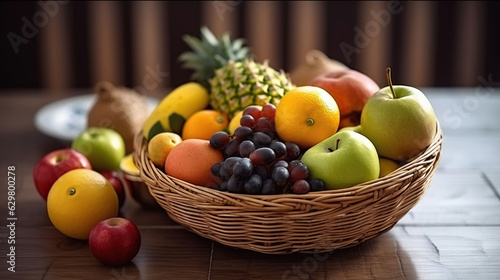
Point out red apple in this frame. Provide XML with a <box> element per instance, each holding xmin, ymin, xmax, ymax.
<box><xmin>100</xmin><ymin>171</ymin><xmax>126</xmax><ymax>209</ymax></box>
<box><xmin>89</xmin><ymin>217</ymin><xmax>141</xmax><ymax>266</ymax></box>
<box><xmin>33</xmin><ymin>148</ymin><xmax>92</xmax><ymax>201</ymax></box>
<box><xmin>310</xmin><ymin>69</ymin><xmax>380</xmax><ymax>128</ymax></box>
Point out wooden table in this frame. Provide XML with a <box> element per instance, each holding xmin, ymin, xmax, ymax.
<box><xmin>1</xmin><ymin>87</ymin><xmax>499</xmax><ymax>279</ymax></box>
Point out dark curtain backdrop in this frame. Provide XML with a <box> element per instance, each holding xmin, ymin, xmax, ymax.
<box><xmin>1</xmin><ymin>1</ymin><xmax>499</xmax><ymax>91</ymax></box>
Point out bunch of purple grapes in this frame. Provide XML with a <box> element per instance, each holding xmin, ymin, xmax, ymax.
<box><xmin>209</xmin><ymin>104</ymin><xmax>326</xmax><ymax>195</ymax></box>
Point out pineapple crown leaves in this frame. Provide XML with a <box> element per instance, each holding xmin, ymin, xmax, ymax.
<box><xmin>179</xmin><ymin>26</ymin><xmax>252</xmax><ymax>88</ymax></box>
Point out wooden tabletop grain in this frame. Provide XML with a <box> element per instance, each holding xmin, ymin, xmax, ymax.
<box><xmin>0</xmin><ymin>87</ymin><xmax>499</xmax><ymax>280</ymax></box>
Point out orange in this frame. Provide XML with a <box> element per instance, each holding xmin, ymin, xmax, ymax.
<box><xmin>164</xmin><ymin>139</ymin><xmax>224</xmax><ymax>188</ymax></box>
<box><xmin>275</xmin><ymin>86</ymin><xmax>340</xmax><ymax>149</ymax></box>
<box><xmin>47</xmin><ymin>169</ymin><xmax>119</xmax><ymax>240</ymax></box>
<box><xmin>182</xmin><ymin>110</ymin><xmax>229</xmax><ymax>140</ymax></box>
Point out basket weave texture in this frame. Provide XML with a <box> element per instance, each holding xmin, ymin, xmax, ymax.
<box><xmin>133</xmin><ymin>122</ymin><xmax>443</xmax><ymax>254</ymax></box>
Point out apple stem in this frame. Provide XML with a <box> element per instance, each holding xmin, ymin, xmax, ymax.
<box><xmin>53</xmin><ymin>154</ymin><xmax>67</xmax><ymax>164</ymax></box>
<box><xmin>107</xmin><ymin>219</ymin><xmax>120</xmax><ymax>226</ymax></box>
<box><xmin>386</xmin><ymin>67</ymin><xmax>395</xmax><ymax>99</ymax></box>
<box><xmin>327</xmin><ymin>139</ymin><xmax>341</xmax><ymax>152</ymax></box>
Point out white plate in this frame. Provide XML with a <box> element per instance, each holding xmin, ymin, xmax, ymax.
<box><xmin>34</xmin><ymin>94</ymin><xmax>158</xmax><ymax>142</ymax></box>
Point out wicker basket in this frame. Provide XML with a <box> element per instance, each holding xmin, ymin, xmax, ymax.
<box><xmin>133</xmin><ymin>122</ymin><xmax>443</xmax><ymax>254</ymax></box>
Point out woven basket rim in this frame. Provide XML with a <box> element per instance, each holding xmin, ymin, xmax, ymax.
<box><xmin>134</xmin><ymin>120</ymin><xmax>443</xmax><ymax>201</ymax></box>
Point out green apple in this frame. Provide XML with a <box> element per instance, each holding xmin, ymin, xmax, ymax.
<box><xmin>301</xmin><ymin>130</ymin><xmax>379</xmax><ymax>189</ymax></box>
<box><xmin>360</xmin><ymin>68</ymin><xmax>436</xmax><ymax>161</ymax></box>
<box><xmin>71</xmin><ymin>127</ymin><xmax>126</xmax><ymax>171</ymax></box>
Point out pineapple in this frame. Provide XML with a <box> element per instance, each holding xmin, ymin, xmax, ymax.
<box><xmin>180</xmin><ymin>27</ymin><xmax>295</xmax><ymax>118</ymax></box>
<box><xmin>209</xmin><ymin>59</ymin><xmax>295</xmax><ymax>118</ymax></box>
<box><xmin>179</xmin><ymin>26</ymin><xmax>251</xmax><ymax>89</ymax></box>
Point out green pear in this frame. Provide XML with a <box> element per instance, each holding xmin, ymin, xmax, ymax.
<box><xmin>360</xmin><ymin>68</ymin><xmax>436</xmax><ymax>161</ymax></box>
<box><xmin>338</xmin><ymin>124</ymin><xmax>362</xmax><ymax>134</ymax></box>
<box><xmin>301</xmin><ymin>130</ymin><xmax>379</xmax><ymax>189</ymax></box>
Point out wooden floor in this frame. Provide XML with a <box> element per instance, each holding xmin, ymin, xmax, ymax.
<box><xmin>1</xmin><ymin>87</ymin><xmax>499</xmax><ymax>279</ymax></box>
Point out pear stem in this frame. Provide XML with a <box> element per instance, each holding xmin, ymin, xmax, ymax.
<box><xmin>386</xmin><ymin>67</ymin><xmax>395</xmax><ymax>99</ymax></box>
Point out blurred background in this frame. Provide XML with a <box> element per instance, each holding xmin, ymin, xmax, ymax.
<box><xmin>1</xmin><ymin>1</ymin><xmax>499</xmax><ymax>96</ymax></box>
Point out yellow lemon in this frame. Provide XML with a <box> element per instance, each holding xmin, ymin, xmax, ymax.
<box><xmin>147</xmin><ymin>132</ymin><xmax>183</xmax><ymax>167</ymax></box>
<box><xmin>379</xmin><ymin>157</ymin><xmax>400</xmax><ymax>178</ymax></box>
<box><xmin>275</xmin><ymin>86</ymin><xmax>340</xmax><ymax>149</ymax></box>
<box><xmin>228</xmin><ymin>110</ymin><xmax>243</xmax><ymax>135</ymax></box>
<box><xmin>47</xmin><ymin>169</ymin><xmax>119</xmax><ymax>240</ymax></box>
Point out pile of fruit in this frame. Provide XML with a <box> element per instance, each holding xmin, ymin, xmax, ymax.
<box><xmin>208</xmin><ymin>104</ymin><xmax>326</xmax><ymax>195</ymax></box>
<box><xmin>33</xmin><ymin>128</ymin><xmax>142</xmax><ymax>266</ymax></box>
<box><xmin>143</xmin><ymin>27</ymin><xmax>438</xmax><ymax>195</ymax></box>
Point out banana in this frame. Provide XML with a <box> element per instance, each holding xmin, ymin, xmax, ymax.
<box><xmin>143</xmin><ymin>82</ymin><xmax>209</xmax><ymax>141</ymax></box>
